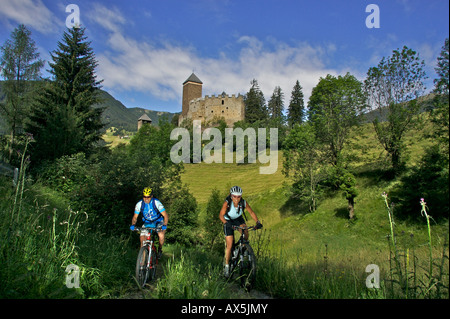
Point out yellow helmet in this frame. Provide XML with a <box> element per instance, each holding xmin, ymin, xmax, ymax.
<box><xmin>143</xmin><ymin>187</ymin><xmax>152</xmax><ymax>197</ymax></box>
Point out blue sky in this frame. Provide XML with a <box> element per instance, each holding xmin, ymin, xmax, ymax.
<box><xmin>1</xmin><ymin>0</ymin><xmax>448</xmax><ymax>113</ymax></box>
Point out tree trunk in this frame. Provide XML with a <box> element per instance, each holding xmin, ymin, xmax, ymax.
<box><xmin>348</xmin><ymin>197</ymin><xmax>355</xmax><ymax>219</ymax></box>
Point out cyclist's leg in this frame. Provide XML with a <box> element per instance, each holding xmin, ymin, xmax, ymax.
<box><xmin>156</xmin><ymin>218</ymin><xmax>165</xmax><ymax>248</ymax></box>
<box><xmin>224</xmin><ymin>234</ymin><xmax>234</xmax><ymax>265</ymax></box>
<box><xmin>139</xmin><ymin>228</ymin><xmax>150</xmax><ymax>247</ymax></box>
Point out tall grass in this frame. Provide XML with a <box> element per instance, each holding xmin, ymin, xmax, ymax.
<box><xmin>380</xmin><ymin>192</ymin><xmax>449</xmax><ymax>298</ymax></box>
<box><xmin>0</xmin><ymin>139</ymin><xmax>136</xmax><ymax>298</ymax></box>
<box><xmin>246</xmin><ymin>202</ymin><xmax>448</xmax><ymax>299</ymax></box>
<box><xmin>150</xmin><ymin>246</ymin><xmax>231</xmax><ymax>299</ymax></box>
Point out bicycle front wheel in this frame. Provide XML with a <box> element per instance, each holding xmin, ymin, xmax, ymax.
<box><xmin>238</xmin><ymin>243</ymin><xmax>256</xmax><ymax>291</ymax></box>
<box><xmin>136</xmin><ymin>246</ymin><xmax>150</xmax><ymax>288</ymax></box>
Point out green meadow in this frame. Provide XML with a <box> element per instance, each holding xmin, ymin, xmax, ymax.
<box><xmin>181</xmin><ymin>118</ymin><xmax>449</xmax><ymax>299</ymax></box>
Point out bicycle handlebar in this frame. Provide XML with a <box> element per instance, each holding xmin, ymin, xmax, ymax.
<box><xmin>132</xmin><ymin>226</ymin><xmax>163</xmax><ymax>232</ymax></box>
<box><xmin>232</xmin><ymin>225</ymin><xmax>260</xmax><ymax>231</ymax></box>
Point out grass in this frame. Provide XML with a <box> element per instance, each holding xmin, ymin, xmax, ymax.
<box><xmin>181</xmin><ymin>150</ymin><xmax>285</xmax><ymax>204</ymax></box>
<box><xmin>0</xmin><ymin>176</ymin><xmax>137</xmax><ymax>298</ymax></box>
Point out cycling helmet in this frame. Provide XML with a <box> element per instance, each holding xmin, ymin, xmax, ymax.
<box><xmin>230</xmin><ymin>186</ymin><xmax>243</xmax><ymax>196</ymax></box>
<box><xmin>143</xmin><ymin>187</ymin><xmax>153</xmax><ymax>197</ymax></box>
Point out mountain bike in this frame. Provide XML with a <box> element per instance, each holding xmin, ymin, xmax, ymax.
<box><xmin>132</xmin><ymin>226</ymin><xmax>162</xmax><ymax>288</ymax></box>
<box><xmin>228</xmin><ymin>225</ymin><xmax>258</xmax><ymax>291</ymax></box>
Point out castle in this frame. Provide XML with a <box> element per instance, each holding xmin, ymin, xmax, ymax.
<box><xmin>178</xmin><ymin>73</ymin><xmax>245</xmax><ymax>127</ymax></box>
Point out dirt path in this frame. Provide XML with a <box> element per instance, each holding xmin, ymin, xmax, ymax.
<box><xmin>119</xmin><ymin>252</ymin><xmax>272</xmax><ymax>299</ymax></box>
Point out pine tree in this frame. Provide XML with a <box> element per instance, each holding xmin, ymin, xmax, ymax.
<box><xmin>268</xmin><ymin>86</ymin><xmax>285</xmax><ymax>121</ymax></box>
<box><xmin>27</xmin><ymin>27</ymin><xmax>104</xmax><ymax>164</ymax></box>
<box><xmin>243</xmin><ymin>79</ymin><xmax>267</xmax><ymax>123</ymax></box>
<box><xmin>287</xmin><ymin>80</ymin><xmax>305</xmax><ymax>127</ymax></box>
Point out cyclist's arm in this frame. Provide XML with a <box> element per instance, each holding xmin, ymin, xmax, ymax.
<box><xmin>245</xmin><ymin>202</ymin><xmax>260</xmax><ymax>224</ymax></box>
<box><xmin>154</xmin><ymin>199</ymin><xmax>169</xmax><ymax>228</ymax></box>
<box><xmin>219</xmin><ymin>201</ymin><xmax>228</xmax><ymax>224</ymax></box>
<box><xmin>131</xmin><ymin>210</ymin><xmax>139</xmax><ymax>226</ymax></box>
<box><xmin>131</xmin><ymin>201</ymin><xmax>142</xmax><ymax>227</ymax></box>
<box><xmin>161</xmin><ymin>210</ymin><xmax>169</xmax><ymax>228</ymax></box>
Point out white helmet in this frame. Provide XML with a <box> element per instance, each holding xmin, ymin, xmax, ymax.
<box><xmin>230</xmin><ymin>186</ymin><xmax>243</xmax><ymax>196</ymax></box>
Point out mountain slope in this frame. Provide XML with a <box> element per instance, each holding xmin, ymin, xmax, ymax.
<box><xmin>94</xmin><ymin>90</ymin><xmax>177</xmax><ymax>132</ymax></box>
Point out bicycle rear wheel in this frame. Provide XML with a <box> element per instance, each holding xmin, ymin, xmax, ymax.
<box><xmin>136</xmin><ymin>246</ymin><xmax>150</xmax><ymax>288</ymax></box>
<box><xmin>238</xmin><ymin>243</ymin><xmax>256</xmax><ymax>291</ymax></box>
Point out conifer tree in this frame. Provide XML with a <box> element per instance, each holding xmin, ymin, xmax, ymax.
<box><xmin>243</xmin><ymin>79</ymin><xmax>267</xmax><ymax>123</ymax></box>
<box><xmin>27</xmin><ymin>27</ymin><xmax>104</xmax><ymax>164</ymax></box>
<box><xmin>268</xmin><ymin>86</ymin><xmax>285</xmax><ymax>121</ymax></box>
<box><xmin>287</xmin><ymin>80</ymin><xmax>305</xmax><ymax>127</ymax></box>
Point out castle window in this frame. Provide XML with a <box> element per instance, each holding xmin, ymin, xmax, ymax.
<box><xmin>222</xmin><ymin>100</ymin><xmax>224</xmax><ymax>105</ymax></box>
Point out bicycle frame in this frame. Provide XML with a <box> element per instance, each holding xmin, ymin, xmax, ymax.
<box><xmin>229</xmin><ymin>225</ymin><xmax>258</xmax><ymax>291</ymax></box>
<box><xmin>142</xmin><ymin>228</ymin><xmax>158</xmax><ymax>267</ymax></box>
<box><xmin>134</xmin><ymin>226</ymin><xmax>161</xmax><ymax>287</ymax></box>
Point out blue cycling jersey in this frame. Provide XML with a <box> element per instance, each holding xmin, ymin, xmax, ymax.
<box><xmin>135</xmin><ymin>198</ymin><xmax>165</xmax><ymax>225</ymax></box>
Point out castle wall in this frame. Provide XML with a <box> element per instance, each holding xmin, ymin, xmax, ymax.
<box><xmin>179</xmin><ymin>94</ymin><xmax>245</xmax><ymax>127</ymax></box>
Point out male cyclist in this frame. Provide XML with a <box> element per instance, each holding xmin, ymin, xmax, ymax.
<box><xmin>130</xmin><ymin>187</ymin><xmax>168</xmax><ymax>259</ymax></box>
<box><xmin>219</xmin><ymin>186</ymin><xmax>262</xmax><ymax>278</ymax></box>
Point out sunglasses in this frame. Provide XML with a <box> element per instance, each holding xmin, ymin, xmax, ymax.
<box><xmin>143</xmin><ymin>196</ymin><xmax>151</xmax><ymax>199</ymax></box>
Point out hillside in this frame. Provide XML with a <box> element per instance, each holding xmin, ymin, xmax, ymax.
<box><xmin>0</xmin><ymin>81</ymin><xmax>177</xmax><ymax>134</ymax></box>
<box><xmin>94</xmin><ymin>90</ymin><xmax>177</xmax><ymax>132</ymax></box>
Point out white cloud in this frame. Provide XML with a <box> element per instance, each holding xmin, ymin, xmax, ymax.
<box><xmin>90</xmin><ymin>4</ymin><xmax>342</xmax><ymax>110</ymax></box>
<box><xmin>0</xmin><ymin>0</ymin><xmax>60</xmax><ymax>33</ymax></box>
<box><xmin>85</xmin><ymin>3</ymin><xmax>127</xmax><ymax>33</ymax></box>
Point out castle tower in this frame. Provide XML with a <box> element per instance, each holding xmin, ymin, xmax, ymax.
<box><xmin>137</xmin><ymin>114</ymin><xmax>152</xmax><ymax>130</ymax></box>
<box><xmin>182</xmin><ymin>73</ymin><xmax>203</xmax><ymax>116</ymax></box>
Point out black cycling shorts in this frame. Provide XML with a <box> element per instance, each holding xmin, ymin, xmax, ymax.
<box><xmin>223</xmin><ymin>216</ymin><xmax>246</xmax><ymax>237</ymax></box>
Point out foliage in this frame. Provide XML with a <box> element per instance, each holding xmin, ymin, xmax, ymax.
<box><xmin>26</xmin><ymin>27</ymin><xmax>104</xmax><ymax>164</ymax></box>
<box><xmin>162</xmin><ymin>181</ymin><xmax>198</xmax><ymax>245</ymax></box>
<box><xmin>364</xmin><ymin>46</ymin><xmax>427</xmax><ymax>174</ymax></box>
<box><xmin>287</xmin><ymin>80</ymin><xmax>305</xmax><ymax>127</ymax></box>
<box><xmin>203</xmin><ymin>188</ymin><xmax>226</xmax><ymax>252</ymax></box>
<box><xmin>0</xmin><ymin>24</ymin><xmax>44</xmax><ymax>161</ymax></box>
<box><xmin>267</xmin><ymin>86</ymin><xmax>285</xmax><ymax>122</ymax></box>
<box><xmin>283</xmin><ymin>123</ymin><xmax>328</xmax><ymax>212</ymax></box>
<box><xmin>431</xmin><ymin>38</ymin><xmax>449</xmax><ymax>158</ymax></box>
<box><xmin>326</xmin><ymin>164</ymin><xmax>358</xmax><ymax>219</ymax></box>
<box><xmin>243</xmin><ymin>79</ymin><xmax>267</xmax><ymax>123</ymax></box>
<box><xmin>391</xmin><ymin>144</ymin><xmax>449</xmax><ymax>220</ymax></box>
<box><xmin>308</xmin><ymin>72</ymin><xmax>367</xmax><ymax>166</ymax></box>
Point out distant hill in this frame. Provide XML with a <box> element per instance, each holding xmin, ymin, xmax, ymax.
<box><xmin>94</xmin><ymin>90</ymin><xmax>177</xmax><ymax>132</ymax></box>
<box><xmin>0</xmin><ymin>81</ymin><xmax>178</xmax><ymax>134</ymax></box>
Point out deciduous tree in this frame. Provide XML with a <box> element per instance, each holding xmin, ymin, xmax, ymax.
<box><xmin>364</xmin><ymin>46</ymin><xmax>427</xmax><ymax>174</ymax></box>
<box><xmin>0</xmin><ymin>24</ymin><xmax>44</xmax><ymax>161</ymax></box>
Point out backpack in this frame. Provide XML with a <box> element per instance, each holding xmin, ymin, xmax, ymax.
<box><xmin>140</xmin><ymin>198</ymin><xmax>162</xmax><ymax>223</ymax></box>
<box><xmin>224</xmin><ymin>194</ymin><xmax>247</xmax><ymax>221</ymax></box>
